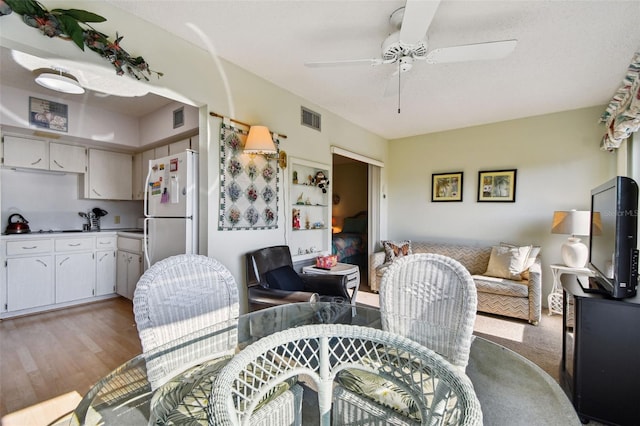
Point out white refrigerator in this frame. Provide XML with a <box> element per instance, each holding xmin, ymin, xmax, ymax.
<box><xmin>144</xmin><ymin>150</ymin><xmax>198</xmax><ymax>269</ymax></box>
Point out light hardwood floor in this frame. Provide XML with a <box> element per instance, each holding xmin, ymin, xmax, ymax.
<box><xmin>0</xmin><ymin>297</ymin><xmax>141</xmax><ymax>425</ymax></box>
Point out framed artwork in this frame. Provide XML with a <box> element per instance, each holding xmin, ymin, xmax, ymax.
<box><xmin>29</xmin><ymin>97</ymin><xmax>68</xmax><ymax>132</ymax></box>
<box><xmin>431</xmin><ymin>172</ymin><xmax>463</xmax><ymax>202</ymax></box>
<box><xmin>477</xmin><ymin>169</ymin><xmax>517</xmax><ymax>202</ymax></box>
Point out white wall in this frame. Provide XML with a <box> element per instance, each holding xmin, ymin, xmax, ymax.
<box><xmin>1</xmin><ymin>169</ymin><xmax>142</xmax><ymax>230</ymax></box>
<box><xmin>0</xmin><ymin>85</ymin><xmax>140</xmax><ymax>149</ymax></box>
<box><xmin>139</xmin><ymin>101</ymin><xmax>199</xmax><ymax>146</ymax></box>
<box><xmin>387</xmin><ymin>106</ymin><xmax>618</xmax><ymax>302</ymax></box>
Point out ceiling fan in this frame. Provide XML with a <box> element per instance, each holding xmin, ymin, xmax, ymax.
<box><xmin>304</xmin><ymin>0</ymin><xmax>517</xmax><ymax>109</ymax></box>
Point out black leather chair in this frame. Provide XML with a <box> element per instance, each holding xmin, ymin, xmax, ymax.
<box><xmin>246</xmin><ymin>245</ymin><xmax>351</xmax><ymax>311</ymax></box>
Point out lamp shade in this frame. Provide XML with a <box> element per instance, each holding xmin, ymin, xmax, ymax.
<box><xmin>551</xmin><ymin>210</ymin><xmax>590</xmax><ymax>267</ymax></box>
<box><xmin>35</xmin><ymin>70</ymin><xmax>85</xmax><ymax>94</ymax></box>
<box><xmin>244</xmin><ymin>126</ymin><xmax>276</xmax><ymax>154</ymax></box>
<box><xmin>551</xmin><ymin>210</ymin><xmax>590</xmax><ymax>236</ymax></box>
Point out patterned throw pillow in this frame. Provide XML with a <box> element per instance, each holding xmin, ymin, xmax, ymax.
<box><xmin>382</xmin><ymin>240</ymin><xmax>412</xmax><ymax>263</ymax></box>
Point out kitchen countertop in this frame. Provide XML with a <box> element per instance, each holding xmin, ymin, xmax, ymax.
<box><xmin>1</xmin><ymin>228</ymin><xmax>144</xmax><ymax>239</ymax></box>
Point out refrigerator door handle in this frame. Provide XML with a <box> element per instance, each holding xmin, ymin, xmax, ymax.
<box><xmin>144</xmin><ymin>217</ymin><xmax>151</xmax><ymax>269</ymax></box>
<box><xmin>144</xmin><ymin>162</ymin><xmax>153</xmax><ymax>218</ymax></box>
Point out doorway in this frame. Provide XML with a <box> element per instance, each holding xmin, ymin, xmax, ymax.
<box><xmin>331</xmin><ymin>148</ymin><xmax>383</xmax><ymax>289</ymax></box>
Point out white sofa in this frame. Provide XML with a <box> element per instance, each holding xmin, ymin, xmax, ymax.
<box><xmin>370</xmin><ymin>241</ymin><xmax>542</xmax><ymax>325</ymax></box>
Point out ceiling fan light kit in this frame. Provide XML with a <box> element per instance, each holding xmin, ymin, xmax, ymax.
<box><xmin>34</xmin><ymin>69</ymin><xmax>85</xmax><ymax>94</ymax></box>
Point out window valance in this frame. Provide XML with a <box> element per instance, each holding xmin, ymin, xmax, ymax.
<box><xmin>600</xmin><ymin>50</ymin><xmax>640</xmax><ymax>151</ymax></box>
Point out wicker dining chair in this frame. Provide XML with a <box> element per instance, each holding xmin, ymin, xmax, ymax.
<box><xmin>332</xmin><ymin>253</ymin><xmax>479</xmax><ymax>425</ymax></box>
<box><xmin>133</xmin><ymin>254</ymin><xmax>303</xmax><ymax>425</ymax></box>
<box><xmin>208</xmin><ymin>324</ymin><xmax>482</xmax><ymax>426</ymax></box>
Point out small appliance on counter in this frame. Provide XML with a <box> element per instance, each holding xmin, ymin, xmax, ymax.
<box><xmin>5</xmin><ymin>213</ymin><xmax>31</xmax><ymax>234</ymax></box>
<box><xmin>78</xmin><ymin>208</ymin><xmax>108</xmax><ymax>231</ymax></box>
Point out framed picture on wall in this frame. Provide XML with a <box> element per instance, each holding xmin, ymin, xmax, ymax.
<box><xmin>431</xmin><ymin>172</ymin><xmax>463</xmax><ymax>202</ymax></box>
<box><xmin>477</xmin><ymin>169</ymin><xmax>517</xmax><ymax>202</ymax></box>
<box><xmin>29</xmin><ymin>97</ymin><xmax>68</xmax><ymax>132</ymax></box>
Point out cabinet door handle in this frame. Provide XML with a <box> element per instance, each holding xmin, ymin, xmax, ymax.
<box><xmin>31</xmin><ymin>158</ymin><xmax>42</xmax><ymax>166</ymax></box>
<box><xmin>59</xmin><ymin>257</ymin><xmax>70</xmax><ymax>265</ymax></box>
<box><xmin>92</xmin><ymin>189</ymin><xmax>103</xmax><ymax>197</ymax></box>
<box><xmin>53</xmin><ymin>159</ymin><xmax>64</xmax><ymax>169</ymax></box>
<box><xmin>36</xmin><ymin>259</ymin><xmax>48</xmax><ymax>267</ymax></box>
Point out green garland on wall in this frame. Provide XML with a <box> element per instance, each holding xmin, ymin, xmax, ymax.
<box><xmin>0</xmin><ymin>0</ymin><xmax>162</xmax><ymax>80</ymax></box>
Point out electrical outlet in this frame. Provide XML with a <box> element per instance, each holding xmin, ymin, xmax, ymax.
<box><xmin>114</xmin><ymin>215</ymin><xmax>121</xmax><ymax>224</ymax></box>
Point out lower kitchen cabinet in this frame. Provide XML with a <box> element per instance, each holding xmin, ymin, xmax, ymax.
<box><xmin>56</xmin><ymin>252</ymin><xmax>96</xmax><ymax>303</ymax></box>
<box><xmin>116</xmin><ymin>250</ymin><xmax>142</xmax><ymax>300</ymax></box>
<box><xmin>1</xmin><ymin>233</ymin><xmax>118</xmax><ymax>318</ymax></box>
<box><xmin>96</xmin><ymin>250</ymin><xmax>117</xmax><ymax>295</ymax></box>
<box><xmin>6</xmin><ymin>256</ymin><xmax>54</xmax><ymax>311</ymax></box>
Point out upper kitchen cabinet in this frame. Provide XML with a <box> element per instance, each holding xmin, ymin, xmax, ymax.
<box><xmin>84</xmin><ymin>149</ymin><xmax>132</xmax><ymax>200</ymax></box>
<box><xmin>2</xmin><ymin>134</ymin><xmax>49</xmax><ymax>170</ymax></box>
<box><xmin>49</xmin><ymin>142</ymin><xmax>86</xmax><ymax>173</ymax></box>
<box><xmin>2</xmin><ymin>135</ymin><xmax>86</xmax><ymax>173</ymax></box>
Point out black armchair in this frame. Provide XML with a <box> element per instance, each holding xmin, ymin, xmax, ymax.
<box><xmin>246</xmin><ymin>245</ymin><xmax>351</xmax><ymax>311</ymax></box>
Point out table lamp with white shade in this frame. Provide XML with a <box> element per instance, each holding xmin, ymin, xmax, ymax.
<box><xmin>551</xmin><ymin>210</ymin><xmax>591</xmax><ymax>268</ymax></box>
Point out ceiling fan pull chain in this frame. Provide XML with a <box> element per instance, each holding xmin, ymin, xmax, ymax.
<box><xmin>397</xmin><ymin>60</ymin><xmax>401</xmax><ymax>114</ymax></box>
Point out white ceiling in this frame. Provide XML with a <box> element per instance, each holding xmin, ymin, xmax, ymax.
<box><xmin>5</xmin><ymin>1</ymin><xmax>639</xmax><ymax>140</ymax></box>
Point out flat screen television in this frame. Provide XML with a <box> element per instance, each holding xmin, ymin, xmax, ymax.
<box><xmin>587</xmin><ymin>176</ymin><xmax>639</xmax><ymax>299</ymax></box>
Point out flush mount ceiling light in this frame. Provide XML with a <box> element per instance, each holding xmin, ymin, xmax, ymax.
<box><xmin>34</xmin><ymin>68</ymin><xmax>85</xmax><ymax>94</ymax></box>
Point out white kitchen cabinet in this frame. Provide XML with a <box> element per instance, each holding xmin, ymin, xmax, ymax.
<box><xmin>55</xmin><ymin>236</ymin><xmax>96</xmax><ymax>303</ymax></box>
<box><xmin>96</xmin><ymin>250</ymin><xmax>116</xmax><ymax>296</ymax></box>
<box><xmin>169</xmin><ymin>138</ymin><xmax>191</xmax><ymax>155</ymax></box>
<box><xmin>6</xmin><ymin>256</ymin><xmax>54</xmax><ymax>311</ymax></box>
<box><xmin>2</xmin><ymin>233</ymin><xmax>118</xmax><ymax>318</ymax></box>
<box><xmin>49</xmin><ymin>142</ymin><xmax>86</xmax><ymax>173</ymax></box>
<box><xmin>154</xmin><ymin>145</ymin><xmax>169</xmax><ymax>159</ymax></box>
<box><xmin>86</xmin><ymin>149</ymin><xmax>133</xmax><ymax>200</ymax></box>
<box><xmin>2</xmin><ymin>135</ymin><xmax>49</xmax><ymax>170</ymax></box>
<box><xmin>116</xmin><ymin>250</ymin><xmax>142</xmax><ymax>300</ymax></box>
<box><xmin>132</xmin><ymin>149</ymin><xmax>155</xmax><ymax>200</ymax></box>
<box><xmin>55</xmin><ymin>252</ymin><xmax>95</xmax><ymax>303</ymax></box>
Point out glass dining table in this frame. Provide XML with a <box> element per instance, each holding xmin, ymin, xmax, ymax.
<box><xmin>70</xmin><ymin>302</ymin><xmax>579</xmax><ymax>425</ymax></box>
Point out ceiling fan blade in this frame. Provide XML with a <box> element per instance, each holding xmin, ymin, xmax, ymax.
<box><xmin>304</xmin><ymin>59</ymin><xmax>382</xmax><ymax>68</ymax></box>
<box><xmin>426</xmin><ymin>39</ymin><xmax>517</xmax><ymax>64</ymax></box>
<box><xmin>399</xmin><ymin>0</ymin><xmax>441</xmax><ymax>44</ymax></box>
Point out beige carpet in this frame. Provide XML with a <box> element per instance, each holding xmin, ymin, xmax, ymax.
<box><xmin>355</xmin><ymin>285</ymin><xmax>564</xmax><ymax>382</ymax></box>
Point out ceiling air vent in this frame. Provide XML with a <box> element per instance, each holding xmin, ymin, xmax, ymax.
<box><xmin>301</xmin><ymin>106</ymin><xmax>321</xmax><ymax>131</ymax></box>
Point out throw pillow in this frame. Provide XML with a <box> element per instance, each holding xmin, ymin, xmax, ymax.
<box><xmin>264</xmin><ymin>265</ymin><xmax>305</xmax><ymax>291</ymax></box>
<box><xmin>485</xmin><ymin>245</ymin><xmax>532</xmax><ymax>280</ymax></box>
<box><xmin>500</xmin><ymin>242</ymin><xmax>540</xmax><ymax>280</ymax></box>
<box><xmin>382</xmin><ymin>240</ymin><xmax>412</xmax><ymax>263</ymax></box>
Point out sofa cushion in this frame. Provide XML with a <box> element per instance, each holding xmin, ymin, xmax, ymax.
<box><xmin>411</xmin><ymin>243</ymin><xmax>492</xmax><ymax>275</ymax></box>
<box><xmin>472</xmin><ymin>275</ymin><xmax>529</xmax><ymax>298</ymax></box>
<box><xmin>484</xmin><ymin>245</ymin><xmax>532</xmax><ymax>280</ymax></box>
<box><xmin>382</xmin><ymin>240</ymin><xmax>412</xmax><ymax>263</ymax></box>
<box><xmin>264</xmin><ymin>265</ymin><xmax>305</xmax><ymax>291</ymax></box>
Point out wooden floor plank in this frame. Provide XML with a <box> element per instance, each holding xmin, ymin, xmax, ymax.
<box><xmin>0</xmin><ymin>297</ymin><xmax>141</xmax><ymax>421</ymax></box>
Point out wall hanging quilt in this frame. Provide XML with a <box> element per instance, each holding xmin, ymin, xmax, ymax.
<box><xmin>219</xmin><ymin>123</ymin><xmax>279</xmax><ymax>230</ymax></box>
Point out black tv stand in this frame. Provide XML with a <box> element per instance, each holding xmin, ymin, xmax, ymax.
<box><xmin>561</xmin><ymin>275</ymin><xmax>640</xmax><ymax>425</ymax></box>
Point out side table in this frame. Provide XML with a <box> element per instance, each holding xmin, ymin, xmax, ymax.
<box><xmin>302</xmin><ymin>262</ymin><xmax>360</xmax><ymax>306</ymax></box>
<box><xmin>548</xmin><ymin>264</ymin><xmax>593</xmax><ymax>316</ymax></box>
